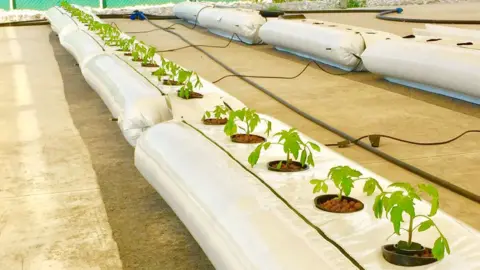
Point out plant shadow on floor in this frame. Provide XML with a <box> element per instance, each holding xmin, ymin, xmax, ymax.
<box><xmin>48</xmin><ymin>31</ymin><xmax>214</xmax><ymax>270</ymax></box>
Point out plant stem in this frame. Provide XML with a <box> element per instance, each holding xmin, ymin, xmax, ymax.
<box><xmin>286</xmin><ymin>152</ymin><xmax>290</xmax><ymax>164</ymax></box>
<box><xmin>338</xmin><ymin>189</ymin><xmax>343</xmax><ymax>200</ymax></box>
<box><xmin>408</xmin><ymin>215</ymin><xmax>413</xmax><ymax>246</ymax></box>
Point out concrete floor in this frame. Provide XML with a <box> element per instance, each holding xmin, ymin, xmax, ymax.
<box><xmin>0</xmin><ymin>26</ymin><xmax>122</xmax><ymax>268</ymax></box>
<box><xmin>106</xmin><ymin>9</ymin><xmax>480</xmax><ymax>229</ymax></box>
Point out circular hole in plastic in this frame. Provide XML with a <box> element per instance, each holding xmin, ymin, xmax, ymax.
<box><xmin>328</xmin><ymin>25</ymin><xmax>336</xmax><ymax>27</ymax></box>
<box><xmin>366</xmin><ymin>32</ymin><xmax>376</xmax><ymax>34</ymax></box>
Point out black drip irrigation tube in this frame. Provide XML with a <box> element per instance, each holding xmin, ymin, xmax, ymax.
<box><xmin>133</xmin><ymin>17</ymin><xmax>480</xmax><ymax>204</ymax></box>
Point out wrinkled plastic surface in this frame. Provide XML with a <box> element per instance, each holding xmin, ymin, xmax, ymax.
<box><xmin>173</xmin><ymin>2</ymin><xmax>211</xmax><ymax>24</ymax></box>
<box><xmin>82</xmin><ymin>54</ymin><xmax>171</xmax><ymax>145</ymax></box>
<box><xmin>362</xmin><ymin>39</ymin><xmax>480</xmax><ymax>103</ymax></box>
<box><xmin>198</xmin><ymin>8</ymin><xmax>266</xmax><ymax>44</ymax></box>
<box><xmin>424</xmin><ymin>24</ymin><xmax>480</xmax><ymax>42</ymax></box>
<box><xmin>136</xmin><ymin>116</ymin><xmax>480</xmax><ymax>270</ymax></box>
<box><xmin>259</xmin><ymin>19</ymin><xmax>398</xmax><ymax>71</ymax></box>
<box><xmin>60</xmin><ymin>29</ymin><xmax>105</xmax><ymax>68</ymax></box>
<box><xmin>45</xmin><ymin>7</ymin><xmax>76</xmax><ymax>34</ymax></box>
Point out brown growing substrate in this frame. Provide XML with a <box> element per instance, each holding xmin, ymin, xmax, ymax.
<box><xmin>268</xmin><ymin>160</ymin><xmax>306</xmax><ymax>172</ymax></box>
<box><xmin>132</xmin><ymin>58</ymin><xmax>143</xmax><ymax>62</ymax></box>
<box><xmin>163</xmin><ymin>79</ymin><xmax>183</xmax><ymax>86</ymax></box>
<box><xmin>142</xmin><ymin>63</ymin><xmax>159</xmax><ymax>68</ymax></box>
<box><xmin>411</xmin><ymin>249</ymin><xmax>433</xmax><ymax>258</ymax></box>
<box><xmin>203</xmin><ymin>118</ymin><xmax>227</xmax><ymax>125</ymax></box>
<box><xmin>318</xmin><ymin>197</ymin><xmax>363</xmax><ymax>213</ymax></box>
<box><xmin>231</xmin><ymin>134</ymin><xmax>266</xmax><ymax>144</ymax></box>
<box><xmin>124</xmin><ymin>52</ymin><xmax>132</xmax><ymax>56</ymax></box>
<box><xmin>177</xmin><ymin>91</ymin><xmax>204</xmax><ymax>99</ymax></box>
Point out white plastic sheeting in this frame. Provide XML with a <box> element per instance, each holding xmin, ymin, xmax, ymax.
<box><xmin>198</xmin><ymin>8</ymin><xmax>266</xmax><ymax>44</ymax></box>
<box><xmin>60</xmin><ymin>29</ymin><xmax>105</xmax><ymax>68</ymax></box>
<box><xmin>173</xmin><ymin>2</ymin><xmax>212</xmax><ymax>24</ymax></box>
<box><xmin>82</xmin><ymin>54</ymin><xmax>172</xmax><ymax>146</ymax></box>
<box><xmin>362</xmin><ymin>39</ymin><xmax>480</xmax><ymax>104</ymax></box>
<box><xmin>135</xmin><ymin>116</ymin><xmax>480</xmax><ymax>270</ymax></box>
<box><xmin>259</xmin><ymin>19</ymin><xmax>398</xmax><ymax>71</ymax></box>
<box><xmin>259</xmin><ymin>19</ymin><xmax>400</xmax><ymax>71</ymax></box>
<box><xmin>423</xmin><ymin>24</ymin><xmax>480</xmax><ymax>42</ymax></box>
<box><xmin>45</xmin><ymin>7</ymin><xmax>77</xmax><ymax>34</ymax></box>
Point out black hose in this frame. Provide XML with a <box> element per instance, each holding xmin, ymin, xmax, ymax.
<box><xmin>145</xmin><ymin>18</ymin><xmax>480</xmax><ymax>204</ymax></box>
<box><xmin>156</xmin><ymin>33</ymin><xmax>264</xmax><ymax>52</ymax></box>
<box><xmin>212</xmin><ymin>59</ymin><xmax>360</xmax><ymax>83</ymax></box>
<box><xmin>98</xmin><ymin>14</ymin><xmax>177</xmax><ymax>20</ymax></box>
<box><xmin>327</xmin><ymin>130</ymin><xmax>480</xmax><ymax>147</ymax></box>
<box><xmin>376</xmin><ymin>9</ymin><xmax>480</xmax><ymax>24</ymax></box>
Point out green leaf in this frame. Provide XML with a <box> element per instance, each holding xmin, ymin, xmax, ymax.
<box><xmin>390</xmin><ymin>206</ymin><xmax>404</xmax><ymax>234</ymax></box>
<box><xmin>265</xmin><ymin>120</ymin><xmax>272</xmax><ymax>136</ymax></box>
<box><xmin>363</xmin><ymin>178</ymin><xmax>378</xmax><ymax>196</ymax></box>
<box><xmin>389</xmin><ymin>182</ymin><xmax>414</xmax><ymax>192</ymax></box>
<box><xmin>373</xmin><ymin>195</ymin><xmax>383</xmax><ymax>218</ymax></box>
<box><xmin>419</xmin><ymin>183</ymin><xmax>439</xmax><ymax>217</ymax></box>
<box><xmin>443</xmin><ymin>236</ymin><xmax>451</xmax><ymax>254</ymax></box>
<box><xmin>307</xmin><ymin>153</ymin><xmax>314</xmax><ymax>167</ymax></box>
<box><xmin>224</xmin><ymin>113</ymin><xmax>237</xmax><ymax>136</ymax></box>
<box><xmin>418</xmin><ymin>220</ymin><xmax>434</xmax><ymax>232</ymax></box>
<box><xmin>399</xmin><ymin>196</ymin><xmax>415</xmax><ymax>217</ymax></box>
<box><xmin>309</xmin><ymin>142</ymin><xmax>321</xmax><ymax>152</ymax></box>
<box><xmin>341</xmin><ymin>178</ymin><xmax>354</xmax><ymax>196</ymax></box>
<box><xmin>248</xmin><ymin>143</ymin><xmax>263</xmax><ymax>167</ymax></box>
<box><xmin>263</xmin><ymin>142</ymin><xmax>271</xmax><ymax>150</ymax></box>
<box><xmin>432</xmin><ymin>237</ymin><xmax>445</xmax><ymax>260</ymax></box>
<box><xmin>300</xmin><ymin>149</ymin><xmax>307</xmax><ymax>166</ymax></box>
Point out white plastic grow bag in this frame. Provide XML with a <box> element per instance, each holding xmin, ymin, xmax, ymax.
<box><xmin>82</xmin><ymin>54</ymin><xmax>171</xmax><ymax>146</ymax></box>
<box><xmin>259</xmin><ymin>19</ymin><xmax>398</xmax><ymax>71</ymax></box>
<box><xmin>45</xmin><ymin>7</ymin><xmax>77</xmax><ymax>34</ymax></box>
<box><xmin>424</xmin><ymin>24</ymin><xmax>480</xmax><ymax>42</ymax></box>
<box><xmin>362</xmin><ymin>39</ymin><xmax>480</xmax><ymax>104</ymax></box>
<box><xmin>173</xmin><ymin>2</ymin><xmax>213</xmax><ymax>24</ymax></box>
<box><xmin>136</xmin><ymin>116</ymin><xmax>480</xmax><ymax>270</ymax></box>
<box><xmin>198</xmin><ymin>8</ymin><xmax>266</xmax><ymax>44</ymax></box>
<box><xmin>59</xmin><ymin>28</ymin><xmax>105</xmax><ymax>68</ymax></box>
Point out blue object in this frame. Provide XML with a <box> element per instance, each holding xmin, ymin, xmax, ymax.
<box><xmin>130</xmin><ymin>10</ymin><xmax>146</xmax><ymax>20</ymax></box>
<box><xmin>395</xmin><ymin>8</ymin><xmax>403</xmax><ymax>14</ymax></box>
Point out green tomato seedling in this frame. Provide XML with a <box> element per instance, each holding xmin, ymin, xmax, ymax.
<box><xmin>202</xmin><ymin>105</ymin><xmax>230</xmax><ymax>121</ymax></box>
<box><xmin>248</xmin><ymin>128</ymin><xmax>320</xmax><ymax>169</ymax></box>
<box><xmin>310</xmin><ymin>165</ymin><xmax>383</xmax><ymax>200</ymax></box>
<box><xmin>177</xmin><ymin>70</ymin><xmax>203</xmax><ymax>99</ymax></box>
<box><xmin>224</xmin><ymin>108</ymin><xmax>272</xmax><ymax>137</ymax></box>
<box><xmin>142</xmin><ymin>46</ymin><xmax>157</xmax><ymax>66</ymax></box>
<box><xmin>373</xmin><ymin>182</ymin><xmax>450</xmax><ymax>260</ymax></box>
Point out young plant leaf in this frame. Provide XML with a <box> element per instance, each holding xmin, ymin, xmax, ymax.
<box><xmin>390</xmin><ymin>206</ymin><xmax>404</xmax><ymax>234</ymax></box>
<box><xmin>248</xmin><ymin>143</ymin><xmax>264</xmax><ymax>167</ymax></box>
<box><xmin>418</xmin><ymin>183</ymin><xmax>439</xmax><ymax>217</ymax></box>
<box><xmin>363</xmin><ymin>178</ymin><xmax>378</xmax><ymax>196</ymax></box>
<box><xmin>432</xmin><ymin>237</ymin><xmax>446</xmax><ymax>260</ymax></box>
<box><xmin>373</xmin><ymin>194</ymin><xmax>384</xmax><ymax>218</ymax></box>
<box><xmin>417</xmin><ymin>219</ymin><xmax>434</xmax><ymax>232</ymax></box>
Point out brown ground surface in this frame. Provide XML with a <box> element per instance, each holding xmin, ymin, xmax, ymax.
<box><xmin>106</xmin><ymin>13</ymin><xmax>480</xmax><ymax>230</ymax></box>
<box><xmin>49</xmin><ymin>31</ymin><xmax>213</xmax><ymax>269</ymax></box>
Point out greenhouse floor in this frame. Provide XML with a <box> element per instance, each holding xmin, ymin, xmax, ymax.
<box><xmin>1</xmin><ymin>5</ymin><xmax>480</xmax><ymax>269</ymax></box>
